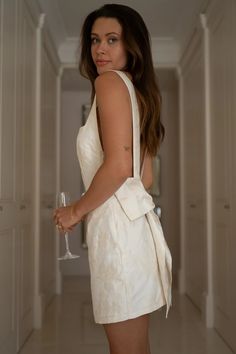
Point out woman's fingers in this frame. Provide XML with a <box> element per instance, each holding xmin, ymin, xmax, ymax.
<box><xmin>53</xmin><ymin>206</ymin><xmax>80</xmax><ymax>230</ymax></box>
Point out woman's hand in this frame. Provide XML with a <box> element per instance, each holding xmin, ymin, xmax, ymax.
<box><xmin>53</xmin><ymin>204</ymin><xmax>83</xmax><ymax>233</ymax></box>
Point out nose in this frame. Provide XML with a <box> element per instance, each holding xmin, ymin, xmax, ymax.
<box><xmin>96</xmin><ymin>41</ymin><xmax>106</xmax><ymax>55</ymax></box>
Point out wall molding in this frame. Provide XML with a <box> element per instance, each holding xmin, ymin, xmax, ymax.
<box><xmin>42</xmin><ymin>19</ymin><xmax>61</xmax><ymax>75</ymax></box>
<box><xmin>200</xmin><ymin>13</ymin><xmax>214</xmax><ymax>328</ymax></box>
<box><xmin>55</xmin><ymin>67</ymin><xmax>63</xmax><ymax>295</ymax></box>
<box><xmin>24</xmin><ymin>0</ymin><xmax>42</xmax><ymax>28</ymax></box>
<box><xmin>33</xmin><ymin>12</ymin><xmax>44</xmax><ymax>330</ymax></box>
<box><xmin>205</xmin><ymin>0</ymin><xmax>225</xmax><ymax>31</ymax></box>
<box><xmin>179</xmin><ymin>16</ymin><xmax>204</xmax><ymax>76</ymax></box>
<box><xmin>176</xmin><ymin>66</ymin><xmax>186</xmax><ymax>294</ymax></box>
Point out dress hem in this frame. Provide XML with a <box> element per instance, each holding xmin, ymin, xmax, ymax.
<box><xmin>94</xmin><ymin>299</ymin><xmax>167</xmax><ymax>324</ymax></box>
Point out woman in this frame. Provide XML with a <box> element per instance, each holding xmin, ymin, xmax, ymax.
<box><xmin>54</xmin><ymin>4</ymin><xmax>172</xmax><ymax>354</ymax></box>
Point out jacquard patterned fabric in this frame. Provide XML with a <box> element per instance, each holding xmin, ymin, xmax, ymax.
<box><xmin>76</xmin><ymin>70</ymin><xmax>172</xmax><ymax>323</ymax></box>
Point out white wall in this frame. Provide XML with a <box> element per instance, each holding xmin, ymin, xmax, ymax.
<box><xmin>178</xmin><ymin>1</ymin><xmax>236</xmax><ymax>350</ymax></box>
<box><xmin>60</xmin><ymin>90</ymin><xmax>90</xmax><ymax>276</ymax></box>
<box><xmin>179</xmin><ymin>26</ymin><xmax>207</xmax><ymax>312</ymax></box>
<box><xmin>0</xmin><ymin>1</ymin><xmax>36</xmax><ymax>350</ymax></box>
<box><xmin>0</xmin><ymin>0</ymin><xmax>61</xmax><ymax>350</ymax></box>
<box><xmin>157</xmin><ymin>70</ymin><xmax>180</xmax><ymax>287</ymax></box>
<box><xmin>206</xmin><ymin>0</ymin><xmax>236</xmax><ymax>349</ymax></box>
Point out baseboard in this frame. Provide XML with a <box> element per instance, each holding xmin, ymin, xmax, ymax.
<box><xmin>201</xmin><ymin>291</ymin><xmax>214</xmax><ymax>328</ymax></box>
<box><xmin>33</xmin><ymin>293</ymin><xmax>44</xmax><ymax>329</ymax></box>
<box><xmin>56</xmin><ymin>269</ymin><xmax>62</xmax><ymax>295</ymax></box>
<box><xmin>177</xmin><ymin>268</ymin><xmax>186</xmax><ymax>294</ymax></box>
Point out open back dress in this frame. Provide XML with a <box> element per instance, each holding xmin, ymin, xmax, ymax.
<box><xmin>76</xmin><ymin>70</ymin><xmax>172</xmax><ymax>324</ymax></box>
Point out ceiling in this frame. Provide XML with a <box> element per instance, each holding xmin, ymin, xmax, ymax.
<box><xmin>38</xmin><ymin>0</ymin><xmax>209</xmax><ymax>91</ymax></box>
<box><xmin>39</xmin><ymin>0</ymin><xmax>209</xmax><ymax>48</ymax></box>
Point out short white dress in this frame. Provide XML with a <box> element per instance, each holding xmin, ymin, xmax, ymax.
<box><xmin>76</xmin><ymin>70</ymin><xmax>172</xmax><ymax>324</ymax></box>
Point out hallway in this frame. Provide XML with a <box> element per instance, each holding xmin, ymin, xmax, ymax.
<box><xmin>19</xmin><ymin>276</ymin><xmax>233</xmax><ymax>354</ymax></box>
<box><xmin>0</xmin><ymin>0</ymin><xmax>236</xmax><ymax>353</ymax></box>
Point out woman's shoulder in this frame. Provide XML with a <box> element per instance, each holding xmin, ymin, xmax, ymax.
<box><xmin>95</xmin><ymin>70</ymin><xmax>122</xmax><ymax>86</ymax></box>
<box><xmin>94</xmin><ymin>70</ymin><xmax>131</xmax><ymax>96</ymax></box>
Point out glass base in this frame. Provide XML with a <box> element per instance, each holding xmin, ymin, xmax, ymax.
<box><xmin>58</xmin><ymin>251</ymin><xmax>80</xmax><ymax>261</ymax></box>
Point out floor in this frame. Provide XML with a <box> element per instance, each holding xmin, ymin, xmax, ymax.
<box><xmin>20</xmin><ymin>276</ymin><xmax>233</xmax><ymax>354</ymax></box>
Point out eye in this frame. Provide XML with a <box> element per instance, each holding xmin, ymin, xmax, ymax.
<box><xmin>91</xmin><ymin>37</ymin><xmax>99</xmax><ymax>45</ymax></box>
<box><xmin>108</xmin><ymin>37</ymin><xmax>118</xmax><ymax>44</ymax></box>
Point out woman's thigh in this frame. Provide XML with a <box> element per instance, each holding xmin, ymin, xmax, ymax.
<box><xmin>103</xmin><ymin>314</ymin><xmax>151</xmax><ymax>354</ymax></box>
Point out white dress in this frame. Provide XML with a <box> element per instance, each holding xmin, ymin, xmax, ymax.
<box><xmin>76</xmin><ymin>70</ymin><xmax>172</xmax><ymax>324</ymax></box>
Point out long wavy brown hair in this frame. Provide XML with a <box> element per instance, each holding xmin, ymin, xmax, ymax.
<box><xmin>79</xmin><ymin>4</ymin><xmax>165</xmax><ymax>156</ymax></box>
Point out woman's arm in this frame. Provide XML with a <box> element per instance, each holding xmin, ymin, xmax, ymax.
<box><xmin>54</xmin><ymin>71</ymin><xmax>134</xmax><ymax>229</ymax></box>
<box><xmin>141</xmin><ymin>153</ymin><xmax>153</xmax><ymax>191</ymax></box>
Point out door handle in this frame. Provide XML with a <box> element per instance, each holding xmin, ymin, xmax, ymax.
<box><xmin>190</xmin><ymin>204</ymin><xmax>196</xmax><ymax>208</ymax></box>
<box><xmin>224</xmin><ymin>204</ymin><xmax>230</xmax><ymax>209</ymax></box>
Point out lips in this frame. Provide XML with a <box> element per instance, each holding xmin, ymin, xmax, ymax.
<box><xmin>96</xmin><ymin>60</ymin><xmax>110</xmax><ymax>66</ymax></box>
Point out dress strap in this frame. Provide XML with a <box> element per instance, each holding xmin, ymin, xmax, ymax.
<box><xmin>110</xmin><ymin>71</ymin><xmax>172</xmax><ymax>317</ymax></box>
<box><xmin>108</xmin><ymin>70</ymin><xmax>140</xmax><ymax>178</ymax></box>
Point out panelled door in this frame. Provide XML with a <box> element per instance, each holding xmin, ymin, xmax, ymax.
<box><xmin>16</xmin><ymin>0</ymin><xmax>35</xmax><ymax>349</ymax></box>
<box><xmin>40</xmin><ymin>42</ymin><xmax>57</xmax><ymax>310</ymax></box>
<box><xmin>0</xmin><ymin>0</ymin><xmax>36</xmax><ymax>352</ymax></box>
<box><xmin>209</xmin><ymin>2</ymin><xmax>236</xmax><ymax>351</ymax></box>
<box><xmin>0</xmin><ymin>1</ymin><xmax>19</xmax><ymax>353</ymax></box>
<box><xmin>183</xmin><ymin>44</ymin><xmax>207</xmax><ymax>311</ymax></box>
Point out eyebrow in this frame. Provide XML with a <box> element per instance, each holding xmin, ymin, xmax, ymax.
<box><xmin>91</xmin><ymin>32</ymin><xmax>120</xmax><ymax>36</ymax></box>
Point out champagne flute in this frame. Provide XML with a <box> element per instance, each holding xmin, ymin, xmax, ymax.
<box><xmin>57</xmin><ymin>192</ymin><xmax>80</xmax><ymax>260</ymax></box>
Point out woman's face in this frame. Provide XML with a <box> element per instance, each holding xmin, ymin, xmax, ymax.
<box><xmin>91</xmin><ymin>17</ymin><xmax>127</xmax><ymax>75</ymax></box>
